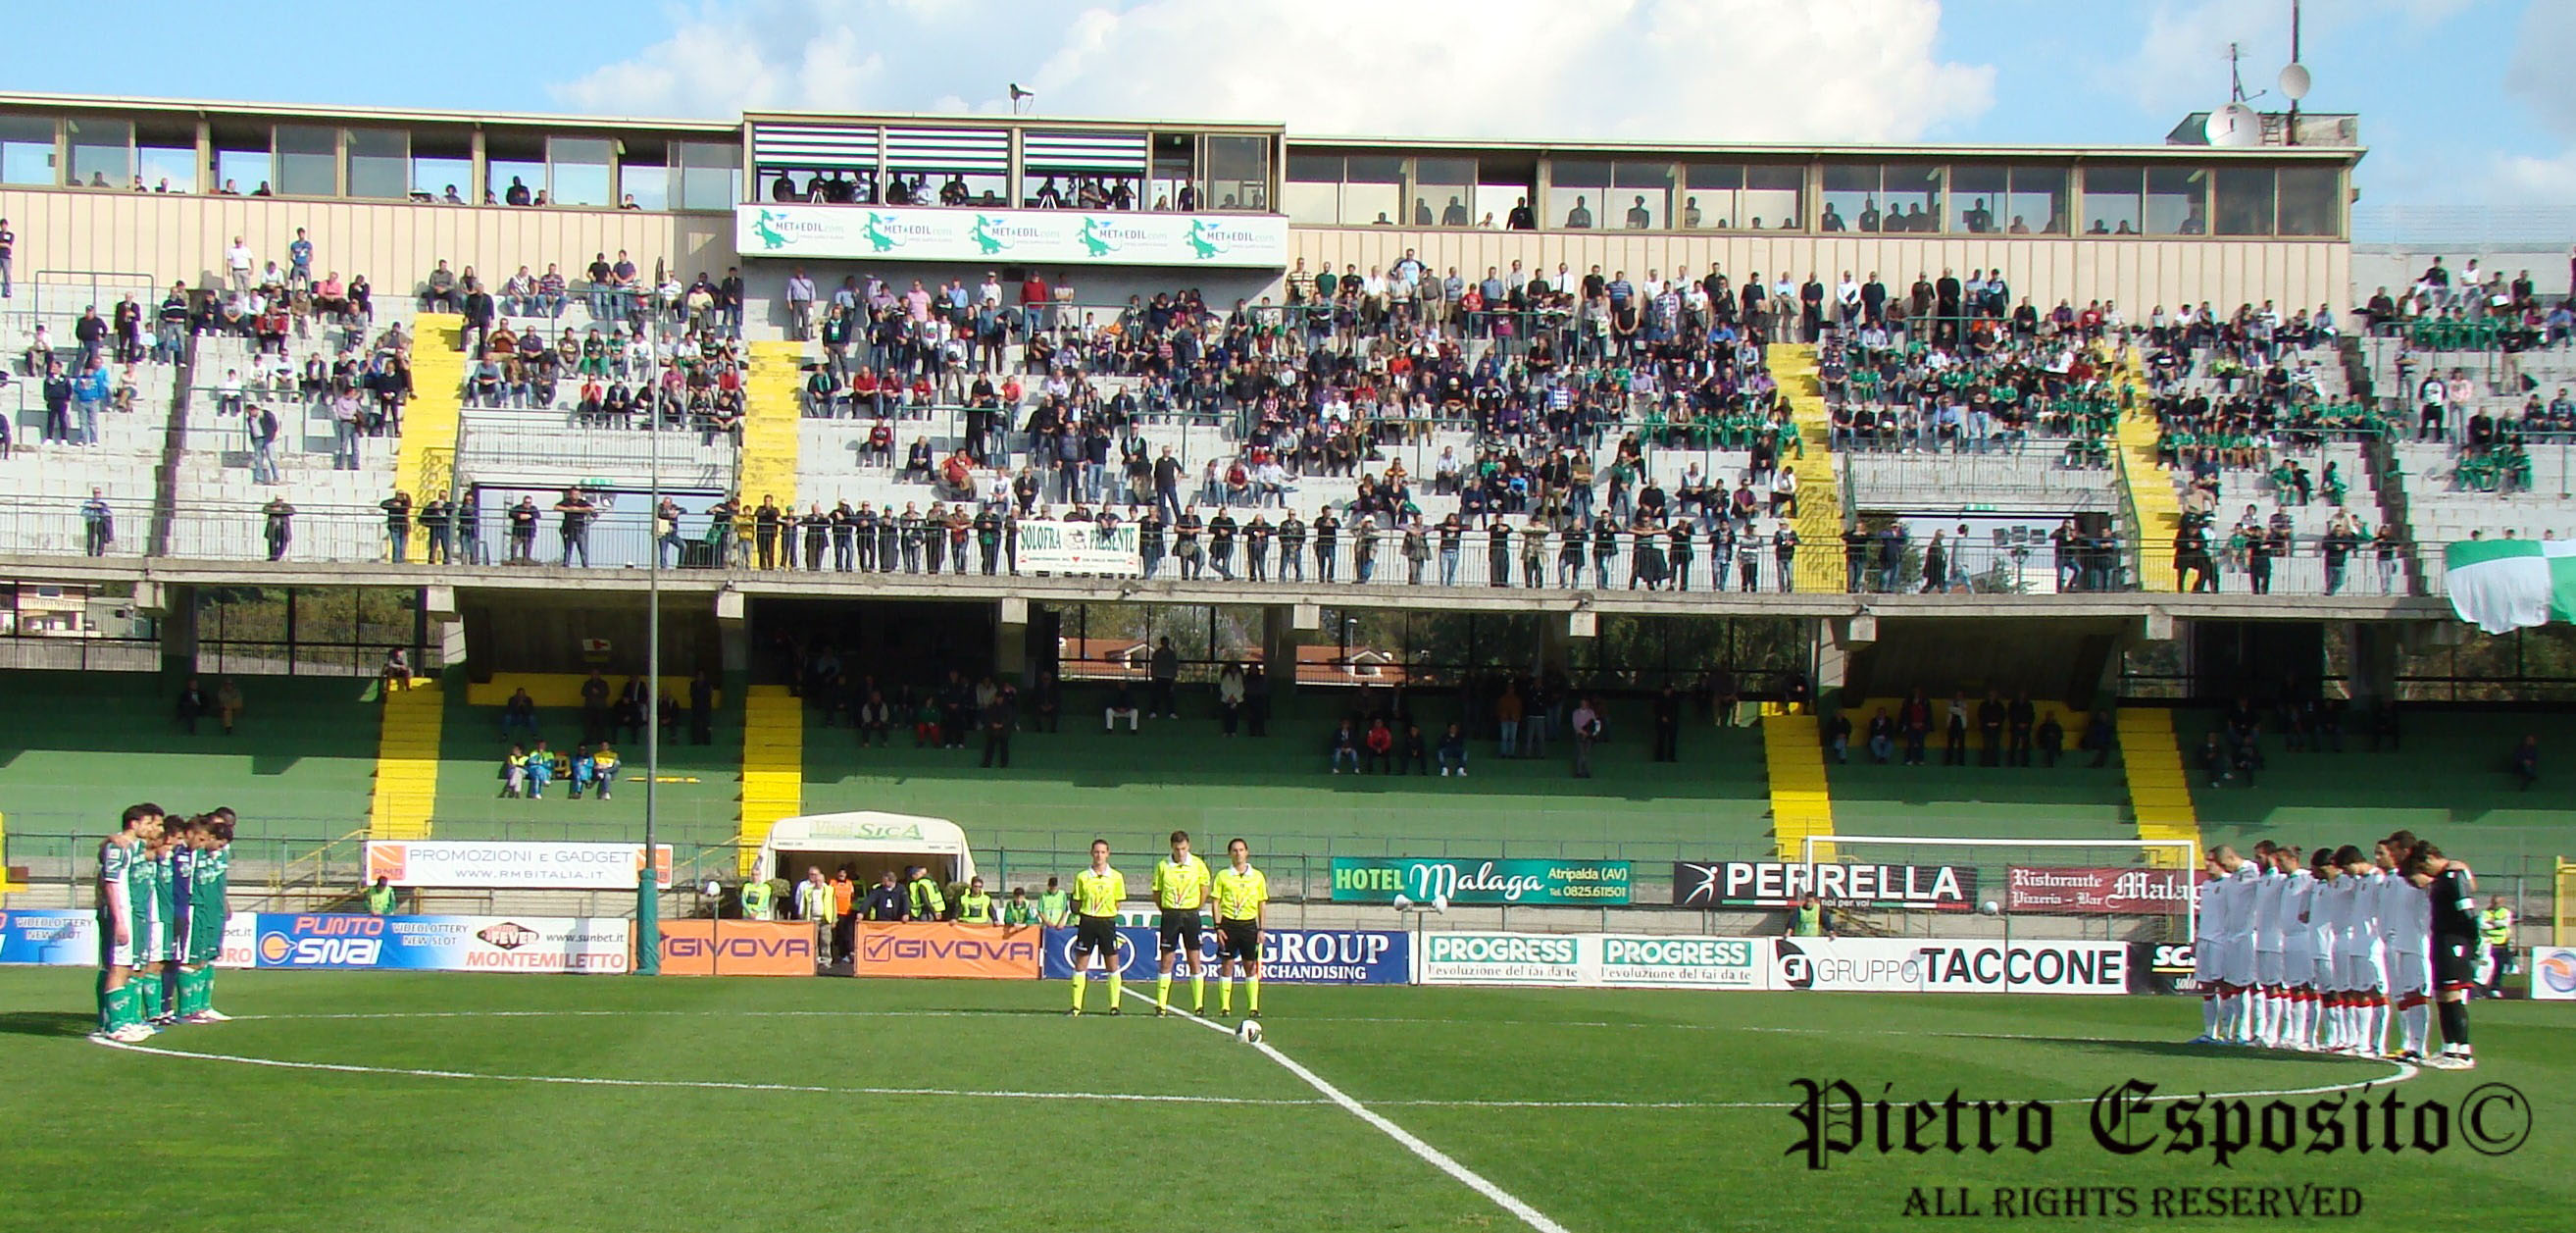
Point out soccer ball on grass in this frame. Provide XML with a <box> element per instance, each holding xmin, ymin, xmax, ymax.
<box><xmin>1237</xmin><ymin>1019</ymin><xmax>1264</xmax><ymax>1045</ymax></box>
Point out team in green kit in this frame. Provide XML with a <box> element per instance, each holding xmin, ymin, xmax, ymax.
<box><xmin>92</xmin><ymin>802</ymin><xmax>236</xmax><ymax>1045</ymax></box>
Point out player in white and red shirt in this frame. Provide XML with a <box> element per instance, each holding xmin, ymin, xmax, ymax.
<box><xmin>2188</xmin><ymin>846</ymin><xmax>2259</xmax><ymax>1045</ymax></box>
<box><xmin>2248</xmin><ymin>843</ymin><xmax>2292</xmax><ymax>1047</ymax></box>
<box><xmin>2330</xmin><ymin>844</ymin><xmax>2387</xmax><ymax>1054</ymax></box>
<box><xmin>2375</xmin><ymin>835</ymin><xmax>2434</xmax><ymax>1060</ymax></box>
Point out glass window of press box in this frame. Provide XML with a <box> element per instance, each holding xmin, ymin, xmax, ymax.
<box><xmin>65</xmin><ymin>117</ymin><xmax>133</xmax><ymax>187</ymax></box>
<box><xmin>1547</xmin><ymin>159</ymin><xmax>1610</xmax><ymax>230</ymax></box>
<box><xmin>1411</xmin><ymin>157</ymin><xmax>1476</xmax><ymax>227</ymax></box>
<box><xmin>1680</xmin><ymin>164</ymin><xmax>1804</xmax><ymax>231</ymax></box>
<box><xmin>2081</xmin><ymin>165</ymin><xmax>2208</xmax><ymax>236</ymax></box>
<box><xmin>1200</xmin><ymin>134</ymin><xmax>1270</xmax><ymax>212</ymax></box>
<box><xmin>0</xmin><ymin>116</ymin><xmax>56</xmax><ymax>185</ymax></box>
<box><xmin>1820</xmin><ymin>161</ymin><xmax>1943</xmax><ymax>233</ymax></box>
<box><xmin>1945</xmin><ymin>164</ymin><xmax>2068</xmax><ymax>234</ymax></box>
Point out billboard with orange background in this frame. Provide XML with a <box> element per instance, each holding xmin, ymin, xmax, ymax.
<box><xmin>853</xmin><ymin>921</ymin><xmax>1041</xmax><ymax>978</ymax></box>
<box><xmin>657</xmin><ymin>919</ymin><xmax>817</xmax><ymax>976</ymax></box>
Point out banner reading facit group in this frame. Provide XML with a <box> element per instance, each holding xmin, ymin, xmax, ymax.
<box><xmin>736</xmin><ymin>204</ymin><xmax>1289</xmax><ymax>268</ymax></box>
<box><xmin>1331</xmin><ymin>858</ymin><xmax>1632</xmax><ymax>905</ymax></box>
<box><xmin>1038</xmin><ymin>926</ymin><xmax>1413</xmax><ymax>984</ymax></box>
<box><xmin>254</xmin><ymin>914</ymin><xmax>631</xmax><ymax>973</ymax></box>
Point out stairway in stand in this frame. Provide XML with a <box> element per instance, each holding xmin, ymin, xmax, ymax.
<box><xmin>1773</xmin><ymin>344</ymin><xmax>1846</xmax><ymax>593</ymax></box>
<box><xmin>738</xmin><ymin>685</ymin><xmax>803</xmax><ymax>877</ymax></box>
<box><xmin>394</xmin><ymin>314</ymin><xmax>467</xmax><ymax>564</ymax></box>
<box><xmin>738</xmin><ymin>341</ymin><xmax>804</xmax><ymax>510</ymax></box>
<box><xmin>2114</xmin><ymin>709</ymin><xmax>2199</xmax><ymax>865</ymax></box>
<box><xmin>1762</xmin><ymin>712</ymin><xmax>1836</xmax><ymax>861</ymax></box>
<box><xmin>2112</xmin><ymin>351</ymin><xmax>2181</xmax><ymax>591</ymax></box>
<box><xmin>368</xmin><ymin>681</ymin><xmax>443</xmax><ymax>839</ymax></box>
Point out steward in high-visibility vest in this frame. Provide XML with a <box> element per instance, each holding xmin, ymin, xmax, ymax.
<box><xmin>739</xmin><ymin>878</ymin><xmax>775</xmax><ymax>921</ymax></box>
<box><xmin>1037</xmin><ymin>876</ymin><xmax>1071</xmax><ymax>927</ymax></box>
<box><xmin>906</xmin><ymin>866</ymin><xmax>948</xmax><ymax>921</ymax></box>
<box><xmin>955</xmin><ymin>877</ymin><xmax>994</xmax><ymax>924</ymax></box>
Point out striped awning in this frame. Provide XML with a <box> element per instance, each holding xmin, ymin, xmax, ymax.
<box><xmin>884</xmin><ymin>127</ymin><xmax>1009</xmax><ymax>174</ymax></box>
<box><xmin>1022</xmin><ymin>130</ymin><xmax>1148</xmax><ymax>175</ymax></box>
<box><xmin>752</xmin><ymin>123</ymin><xmax>880</xmax><ymax>172</ymax></box>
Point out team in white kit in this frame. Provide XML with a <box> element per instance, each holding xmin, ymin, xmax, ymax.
<box><xmin>2187</xmin><ymin>832</ymin><xmax>2476</xmax><ymax>1069</ymax></box>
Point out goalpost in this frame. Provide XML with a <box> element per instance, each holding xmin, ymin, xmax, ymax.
<box><xmin>1803</xmin><ymin>835</ymin><xmax>2200</xmax><ymax>944</ymax></box>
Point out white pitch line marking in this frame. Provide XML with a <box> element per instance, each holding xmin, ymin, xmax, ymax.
<box><xmin>1114</xmin><ymin>987</ymin><xmax>1573</xmax><ymax>1233</ymax></box>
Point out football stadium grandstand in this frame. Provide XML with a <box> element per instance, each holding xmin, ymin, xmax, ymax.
<box><xmin>6</xmin><ymin>85</ymin><xmax>2576</xmax><ymax>1233</ymax></box>
<box><xmin>0</xmin><ymin>91</ymin><xmax>2566</xmax><ymax>918</ymax></box>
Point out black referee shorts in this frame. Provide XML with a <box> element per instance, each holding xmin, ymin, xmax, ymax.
<box><xmin>1158</xmin><ymin>910</ymin><xmax>1203</xmax><ymax>960</ymax></box>
<box><xmin>1218</xmin><ymin>919</ymin><xmax>1261</xmax><ymax>963</ymax></box>
<box><xmin>2432</xmin><ymin>937</ymin><xmax>2478</xmax><ymax>992</ymax></box>
<box><xmin>1073</xmin><ymin>914</ymin><xmax>1120</xmax><ymax>960</ymax></box>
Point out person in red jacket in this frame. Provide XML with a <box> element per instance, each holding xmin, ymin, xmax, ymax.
<box><xmin>1362</xmin><ymin>718</ymin><xmax>1395</xmax><ymax>775</ymax></box>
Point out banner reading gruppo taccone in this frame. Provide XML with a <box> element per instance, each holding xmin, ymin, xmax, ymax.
<box><xmin>1332</xmin><ymin>858</ymin><xmax>1633</xmax><ymax>905</ymax></box>
<box><xmin>1672</xmin><ymin>861</ymin><xmax>1979</xmax><ymax>911</ymax></box>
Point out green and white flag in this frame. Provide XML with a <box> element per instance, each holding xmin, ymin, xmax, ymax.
<box><xmin>2446</xmin><ymin>539</ymin><xmax>2576</xmax><ymax>634</ymax></box>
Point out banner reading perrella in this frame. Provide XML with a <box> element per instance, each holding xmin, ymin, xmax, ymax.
<box><xmin>1331</xmin><ymin>857</ymin><xmax>1632</xmax><ymax>904</ymax></box>
<box><xmin>1673</xmin><ymin>861</ymin><xmax>1978</xmax><ymax>910</ymax></box>
<box><xmin>2005</xmin><ymin>866</ymin><xmax>2192</xmax><ymax>915</ymax></box>
<box><xmin>1013</xmin><ymin>520</ymin><xmax>1142</xmax><ymax>577</ymax></box>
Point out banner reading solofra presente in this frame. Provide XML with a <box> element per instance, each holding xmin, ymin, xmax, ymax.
<box><xmin>735</xmin><ymin>204</ymin><xmax>1289</xmax><ymax>268</ymax></box>
<box><xmin>254</xmin><ymin>914</ymin><xmax>631</xmax><ymax>973</ymax></box>
<box><xmin>1330</xmin><ymin>858</ymin><xmax>1632</xmax><ymax>905</ymax></box>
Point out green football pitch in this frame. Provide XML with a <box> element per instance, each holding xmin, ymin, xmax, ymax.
<box><xmin>0</xmin><ymin>969</ymin><xmax>2564</xmax><ymax>1233</ymax></box>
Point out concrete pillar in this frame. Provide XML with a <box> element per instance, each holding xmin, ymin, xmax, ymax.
<box><xmin>424</xmin><ymin>586</ymin><xmax>467</xmax><ymax>670</ymax></box>
<box><xmin>1264</xmin><ymin>603</ymin><xmax>1318</xmax><ymax>696</ymax></box>
<box><xmin>715</xmin><ymin>589</ymin><xmax>748</xmax><ymax>677</ymax></box>
<box><xmin>1537</xmin><ymin>608</ymin><xmax>1589</xmax><ymax>677</ymax></box>
<box><xmin>994</xmin><ymin>596</ymin><xmax>1028</xmax><ymax>679</ymax></box>
<box><xmin>1815</xmin><ymin>615</ymin><xmax>1864</xmax><ymax>709</ymax></box>
<box><xmin>2352</xmin><ymin>620</ymin><xmax>2406</xmax><ymax>711</ymax></box>
<box><xmin>151</xmin><ymin>583</ymin><xmax>195</xmax><ymax>679</ymax></box>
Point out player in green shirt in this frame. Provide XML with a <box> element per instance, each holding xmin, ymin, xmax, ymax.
<box><xmin>182</xmin><ymin>812</ymin><xmax>236</xmax><ymax>1023</ymax></box>
<box><xmin>158</xmin><ymin>816</ymin><xmax>194</xmax><ymax>1024</ymax></box>
<box><xmin>1210</xmin><ymin>839</ymin><xmax>1270</xmax><ymax>1017</ymax></box>
<box><xmin>92</xmin><ymin>803</ymin><xmax>163</xmax><ymax>1043</ymax></box>
<box><xmin>1068</xmin><ymin>840</ymin><xmax>1127</xmax><ymax>1016</ymax></box>
<box><xmin>128</xmin><ymin>825</ymin><xmax>169</xmax><ymax>1028</ymax></box>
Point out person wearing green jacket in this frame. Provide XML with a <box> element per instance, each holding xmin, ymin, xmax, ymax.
<box><xmin>365</xmin><ymin>876</ymin><xmax>397</xmax><ymax>915</ymax></box>
<box><xmin>906</xmin><ymin>865</ymin><xmax>947</xmax><ymax>922</ymax></box>
<box><xmin>1037</xmin><ymin>875</ymin><xmax>1071</xmax><ymax>927</ymax></box>
<box><xmin>1001</xmin><ymin>887</ymin><xmax>1038</xmax><ymax>926</ymax></box>
<box><xmin>738</xmin><ymin>877</ymin><xmax>775</xmax><ymax>921</ymax></box>
<box><xmin>955</xmin><ymin>877</ymin><xmax>994</xmax><ymax>924</ymax></box>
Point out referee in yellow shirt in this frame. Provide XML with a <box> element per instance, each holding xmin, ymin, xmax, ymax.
<box><xmin>1069</xmin><ymin>839</ymin><xmax>1127</xmax><ymax>1016</ymax></box>
<box><xmin>1151</xmin><ymin>830</ymin><xmax>1213</xmax><ymax>1016</ymax></box>
<box><xmin>1211</xmin><ymin>838</ymin><xmax>1269</xmax><ymax>1017</ymax></box>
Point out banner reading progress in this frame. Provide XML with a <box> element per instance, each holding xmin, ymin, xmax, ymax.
<box><xmin>1329</xmin><ymin>857</ymin><xmax>1632</xmax><ymax>905</ymax></box>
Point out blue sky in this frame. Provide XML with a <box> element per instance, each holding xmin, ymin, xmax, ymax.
<box><xmin>12</xmin><ymin>0</ymin><xmax>2567</xmax><ymax>210</ymax></box>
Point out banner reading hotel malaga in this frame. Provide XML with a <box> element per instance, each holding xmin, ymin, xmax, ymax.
<box><xmin>1331</xmin><ymin>857</ymin><xmax>1632</xmax><ymax>905</ymax></box>
<box><xmin>2004</xmin><ymin>866</ymin><xmax>2191</xmax><ymax>915</ymax></box>
<box><xmin>736</xmin><ymin>204</ymin><xmax>1289</xmax><ymax>268</ymax></box>
<box><xmin>1673</xmin><ymin>860</ymin><xmax>1978</xmax><ymax>911</ymax></box>
<box><xmin>366</xmin><ymin>841</ymin><xmax>674</xmax><ymax>891</ymax></box>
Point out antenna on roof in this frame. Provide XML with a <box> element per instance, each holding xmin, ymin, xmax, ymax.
<box><xmin>2278</xmin><ymin>0</ymin><xmax>2312</xmax><ymax>146</ymax></box>
<box><xmin>1008</xmin><ymin>83</ymin><xmax>1034</xmax><ymax>115</ymax></box>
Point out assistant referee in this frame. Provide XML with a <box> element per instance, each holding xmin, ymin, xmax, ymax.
<box><xmin>1069</xmin><ymin>839</ymin><xmax>1127</xmax><ymax>1016</ymax></box>
<box><xmin>1211</xmin><ymin>838</ymin><xmax>1269</xmax><ymax>1018</ymax></box>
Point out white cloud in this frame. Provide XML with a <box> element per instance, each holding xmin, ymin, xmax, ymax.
<box><xmin>553</xmin><ymin>0</ymin><xmax>1994</xmax><ymax>142</ymax></box>
<box><xmin>2112</xmin><ymin>0</ymin><xmax>2473</xmax><ymax>119</ymax></box>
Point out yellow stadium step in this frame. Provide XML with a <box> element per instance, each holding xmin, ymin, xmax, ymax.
<box><xmin>393</xmin><ymin>314</ymin><xmax>468</xmax><ymax>562</ymax></box>
<box><xmin>368</xmin><ymin>681</ymin><xmax>445</xmax><ymax>840</ymax></box>
<box><xmin>1777</xmin><ymin>343</ymin><xmax>1847</xmax><ymax>593</ymax></box>
<box><xmin>2114</xmin><ymin>708</ymin><xmax>2199</xmax><ymax>865</ymax></box>
<box><xmin>738</xmin><ymin>340</ymin><xmax>805</xmax><ymax>511</ymax></box>
<box><xmin>1762</xmin><ymin>712</ymin><xmax>1836</xmax><ymax>861</ymax></box>
<box><xmin>2112</xmin><ymin>351</ymin><xmax>2181</xmax><ymax>592</ymax></box>
<box><xmin>737</xmin><ymin>684</ymin><xmax>803</xmax><ymax>877</ymax></box>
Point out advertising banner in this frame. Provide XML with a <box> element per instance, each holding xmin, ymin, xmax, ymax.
<box><xmin>854</xmin><ymin>921</ymin><xmax>1041</xmax><ymax>979</ymax></box>
<box><xmin>1013</xmin><ymin>520</ymin><xmax>1143</xmax><ymax>577</ymax></box>
<box><xmin>1036</xmin><ymin>926</ymin><xmax>1413</xmax><ymax>985</ymax></box>
<box><xmin>658</xmin><ymin>919</ymin><xmax>818</xmax><ymax>976</ymax></box>
<box><xmin>1673</xmin><ymin>860</ymin><xmax>1978</xmax><ymax>911</ymax></box>
<box><xmin>253</xmin><ymin>914</ymin><xmax>631</xmax><ymax>973</ymax></box>
<box><xmin>1591</xmin><ymin>935</ymin><xmax>1768</xmax><ymax>990</ymax></box>
<box><xmin>1418</xmin><ymin>932</ymin><xmax>1588</xmax><ymax>987</ymax></box>
<box><xmin>1771</xmin><ymin>936</ymin><xmax>2128</xmax><ymax>995</ymax></box>
<box><xmin>365</xmin><ymin>841</ymin><xmax>674</xmax><ymax>891</ymax></box>
<box><xmin>2532</xmin><ymin>947</ymin><xmax>2576</xmax><ymax>1002</ymax></box>
<box><xmin>736</xmin><ymin>203</ymin><xmax>1290</xmax><ymax>268</ymax></box>
<box><xmin>2005</xmin><ymin>866</ymin><xmax>2191</xmax><ymax>915</ymax></box>
<box><xmin>1331</xmin><ymin>858</ymin><xmax>1633</xmax><ymax>905</ymax></box>
<box><xmin>0</xmin><ymin>910</ymin><xmax>252</xmax><ymax>968</ymax></box>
